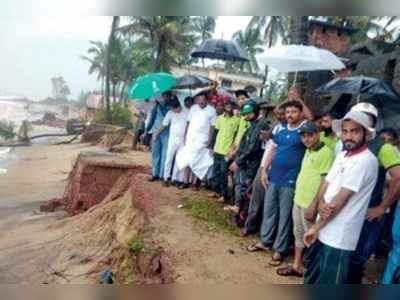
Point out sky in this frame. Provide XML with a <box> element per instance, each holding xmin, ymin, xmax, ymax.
<box><xmin>0</xmin><ymin>16</ymin><xmax>252</xmax><ymax>100</ymax></box>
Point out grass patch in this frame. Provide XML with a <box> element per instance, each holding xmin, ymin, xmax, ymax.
<box><xmin>127</xmin><ymin>235</ymin><xmax>145</xmax><ymax>254</ymax></box>
<box><xmin>182</xmin><ymin>196</ymin><xmax>238</xmax><ymax>236</ymax></box>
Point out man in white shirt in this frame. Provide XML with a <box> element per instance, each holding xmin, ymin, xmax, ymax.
<box><xmin>155</xmin><ymin>97</ymin><xmax>189</xmax><ymax>187</ymax></box>
<box><xmin>303</xmin><ymin>111</ymin><xmax>379</xmax><ymax>284</ymax></box>
<box><xmin>176</xmin><ymin>92</ymin><xmax>217</xmax><ymax>185</ymax></box>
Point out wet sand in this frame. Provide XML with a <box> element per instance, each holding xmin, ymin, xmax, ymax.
<box><xmin>0</xmin><ymin>143</ymin><xmax>98</xmax><ymax>283</ymax></box>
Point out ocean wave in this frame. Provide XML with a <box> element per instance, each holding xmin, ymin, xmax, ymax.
<box><xmin>0</xmin><ymin>148</ymin><xmax>11</xmax><ymax>156</ymax></box>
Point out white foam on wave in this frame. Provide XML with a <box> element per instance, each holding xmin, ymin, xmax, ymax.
<box><xmin>0</xmin><ymin>148</ymin><xmax>11</xmax><ymax>156</ymax></box>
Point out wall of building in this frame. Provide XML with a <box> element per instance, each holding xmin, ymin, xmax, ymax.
<box><xmin>171</xmin><ymin>66</ymin><xmax>264</xmax><ymax>93</ymax></box>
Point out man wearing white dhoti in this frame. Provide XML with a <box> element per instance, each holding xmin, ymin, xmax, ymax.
<box><xmin>176</xmin><ymin>92</ymin><xmax>217</xmax><ymax>182</ymax></box>
<box><xmin>154</xmin><ymin>97</ymin><xmax>189</xmax><ymax>187</ymax></box>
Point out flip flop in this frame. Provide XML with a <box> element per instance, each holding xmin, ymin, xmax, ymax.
<box><xmin>276</xmin><ymin>266</ymin><xmax>303</xmax><ymax>278</ymax></box>
<box><xmin>223</xmin><ymin>205</ymin><xmax>239</xmax><ymax>214</ymax></box>
<box><xmin>268</xmin><ymin>253</ymin><xmax>285</xmax><ymax>267</ymax></box>
<box><xmin>246</xmin><ymin>243</ymin><xmax>271</xmax><ymax>252</ymax></box>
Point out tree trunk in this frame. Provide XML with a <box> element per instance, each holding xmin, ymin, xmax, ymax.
<box><xmin>100</xmin><ymin>76</ymin><xmax>105</xmax><ymax>96</ymax></box>
<box><xmin>105</xmin><ymin>16</ymin><xmax>120</xmax><ymax>123</ymax></box>
<box><xmin>120</xmin><ymin>82</ymin><xmax>128</xmax><ymax>107</ymax></box>
<box><xmin>260</xmin><ymin>65</ymin><xmax>269</xmax><ymax>98</ymax></box>
<box><xmin>112</xmin><ymin>82</ymin><xmax>117</xmax><ymax>105</ymax></box>
<box><xmin>288</xmin><ymin>16</ymin><xmax>309</xmax><ymax>97</ymax></box>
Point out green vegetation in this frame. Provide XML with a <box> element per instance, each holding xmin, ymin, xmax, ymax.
<box><xmin>182</xmin><ymin>196</ymin><xmax>238</xmax><ymax>236</ymax></box>
<box><xmin>0</xmin><ymin>121</ymin><xmax>16</xmax><ymax>140</ymax></box>
<box><xmin>83</xmin><ymin>15</ymin><xmax>400</xmax><ymax>115</ymax></box>
<box><xmin>95</xmin><ymin>104</ymin><xmax>132</xmax><ymax>127</ymax></box>
<box><xmin>127</xmin><ymin>234</ymin><xmax>145</xmax><ymax>254</ymax></box>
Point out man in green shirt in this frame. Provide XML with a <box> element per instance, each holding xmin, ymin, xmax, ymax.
<box><xmin>231</xmin><ymin>89</ymin><xmax>251</xmax><ymax>155</ymax></box>
<box><xmin>277</xmin><ymin>121</ymin><xmax>334</xmax><ymax>278</ymax></box>
<box><xmin>209</xmin><ymin>101</ymin><xmax>240</xmax><ymax>202</ymax></box>
<box><xmin>319</xmin><ymin>112</ymin><xmax>338</xmax><ymax>151</ymax></box>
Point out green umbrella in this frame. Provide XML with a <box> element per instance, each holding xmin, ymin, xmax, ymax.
<box><xmin>128</xmin><ymin>72</ymin><xmax>176</xmax><ymax>101</ymax></box>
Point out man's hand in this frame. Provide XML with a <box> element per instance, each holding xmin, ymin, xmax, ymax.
<box><xmin>229</xmin><ymin>162</ymin><xmax>240</xmax><ymax>173</ymax></box>
<box><xmin>228</xmin><ymin>148</ymin><xmax>237</xmax><ymax>160</ymax></box>
<box><xmin>366</xmin><ymin>205</ymin><xmax>386</xmax><ymax>222</ymax></box>
<box><xmin>140</xmin><ymin>132</ymin><xmax>147</xmax><ymax>141</ymax></box>
<box><xmin>261</xmin><ymin>169</ymin><xmax>269</xmax><ymax>189</ymax></box>
<box><xmin>318</xmin><ymin>201</ymin><xmax>336</xmax><ymax>220</ymax></box>
<box><xmin>304</xmin><ymin>204</ymin><xmax>318</xmax><ymax>223</ymax></box>
<box><xmin>304</xmin><ymin>225</ymin><xmax>319</xmax><ymax>248</ymax></box>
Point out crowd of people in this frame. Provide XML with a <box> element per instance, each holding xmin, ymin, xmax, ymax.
<box><xmin>138</xmin><ymin>84</ymin><xmax>400</xmax><ymax>284</ymax></box>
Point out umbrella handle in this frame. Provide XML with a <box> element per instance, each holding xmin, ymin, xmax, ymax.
<box><xmin>290</xmin><ymin>72</ymin><xmax>298</xmax><ymax>89</ymax></box>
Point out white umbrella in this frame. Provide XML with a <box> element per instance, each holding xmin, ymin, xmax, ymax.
<box><xmin>258</xmin><ymin>45</ymin><xmax>346</xmax><ymax>73</ymax></box>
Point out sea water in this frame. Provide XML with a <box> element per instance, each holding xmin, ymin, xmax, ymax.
<box><xmin>0</xmin><ymin>147</ymin><xmax>10</xmax><ymax>175</ymax></box>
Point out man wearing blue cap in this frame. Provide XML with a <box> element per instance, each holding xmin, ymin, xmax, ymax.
<box><xmin>276</xmin><ymin>121</ymin><xmax>334</xmax><ymax>278</ymax></box>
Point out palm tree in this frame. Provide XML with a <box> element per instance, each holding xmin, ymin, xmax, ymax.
<box><xmin>81</xmin><ymin>41</ymin><xmax>107</xmax><ymax>94</ymax></box>
<box><xmin>286</xmin><ymin>16</ymin><xmax>309</xmax><ymax>95</ymax></box>
<box><xmin>192</xmin><ymin>16</ymin><xmax>217</xmax><ymax>67</ymax></box>
<box><xmin>193</xmin><ymin>16</ymin><xmax>217</xmax><ymax>43</ymax></box>
<box><xmin>120</xmin><ymin>17</ymin><xmax>197</xmax><ymax>72</ymax></box>
<box><xmin>232</xmin><ymin>27</ymin><xmax>264</xmax><ymax>73</ymax></box>
<box><xmin>83</xmin><ymin>38</ymin><xmax>154</xmax><ymax>108</ymax></box>
<box><xmin>248</xmin><ymin>16</ymin><xmax>290</xmax><ymax>96</ymax></box>
<box><xmin>105</xmin><ymin>16</ymin><xmax>120</xmax><ymax>123</ymax></box>
<box><xmin>116</xmin><ymin>40</ymin><xmax>153</xmax><ymax>105</ymax></box>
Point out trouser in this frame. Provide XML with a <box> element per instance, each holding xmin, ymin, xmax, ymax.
<box><xmin>382</xmin><ymin>204</ymin><xmax>400</xmax><ymax>284</ymax></box>
<box><xmin>347</xmin><ymin>215</ymin><xmax>386</xmax><ymax>283</ymax></box>
<box><xmin>260</xmin><ymin>183</ymin><xmax>294</xmax><ymax>254</ymax></box>
<box><xmin>234</xmin><ymin>170</ymin><xmax>247</xmax><ymax>207</ymax></box>
<box><xmin>292</xmin><ymin>204</ymin><xmax>311</xmax><ymax>249</ymax></box>
<box><xmin>244</xmin><ymin>168</ymin><xmax>265</xmax><ymax>234</ymax></box>
<box><xmin>151</xmin><ymin>132</ymin><xmax>169</xmax><ymax>178</ymax></box>
<box><xmin>304</xmin><ymin>240</ymin><xmax>352</xmax><ymax>284</ymax></box>
<box><xmin>211</xmin><ymin>153</ymin><xmax>229</xmax><ymax>199</ymax></box>
<box><xmin>163</xmin><ymin>137</ymin><xmax>184</xmax><ymax>182</ymax></box>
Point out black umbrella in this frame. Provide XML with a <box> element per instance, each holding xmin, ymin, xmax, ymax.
<box><xmin>316</xmin><ymin>76</ymin><xmax>400</xmax><ymax>100</ymax></box>
<box><xmin>191</xmin><ymin>39</ymin><xmax>249</xmax><ymax>62</ymax></box>
<box><xmin>317</xmin><ymin>76</ymin><xmax>400</xmax><ymax>131</ymax></box>
<box><xmin>174</xmin><ymin>75</ymin><xmax>212</xmax><ymax>89</ymax></box>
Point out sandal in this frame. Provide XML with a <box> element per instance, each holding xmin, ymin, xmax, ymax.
<box><xmin>246</xmin><ymin>243</ymin><xmax>271</xmax><ymax>252</ymax></box>
<box><xmin>216</xmin><ymin>196</ymin><xmax>225</xmax><ymax>203</ymax></box>
<box><xmin>268</xmin><ymin>252</ymin><xmax>285</xmax><ymax>267</ymax></box>
<box><xmin>276</xmin><ymin>266</ymin><xmax>303</xmax><ymax>277</ymax></box>
<box><xmin>223</xmin><ymin>205</ymin><xmax>239</xmax><ymax>214</ymax></box>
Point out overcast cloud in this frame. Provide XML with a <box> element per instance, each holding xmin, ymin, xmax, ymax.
<box><xmin>0</xmin><ymin>16</ymin><xmax>252</xmax><ymax>100</ymax></box>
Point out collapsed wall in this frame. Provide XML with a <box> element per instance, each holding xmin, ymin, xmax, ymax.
<box><xmin>40</xmin><ymin>151</ymin><xmax>148</xmax><ymax>215</ymax></box>
<box><xmin>41</xmin><ymin>151</ymin><xmax>174</xmax><ymax>283</ymax></box>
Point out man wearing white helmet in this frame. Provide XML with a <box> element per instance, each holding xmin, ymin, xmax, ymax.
<box><xmin>303</xmin><ymin>110</ymin><xmax>379</xmax><ymax>284</ymax></box>
<box><xmin>345</xmin><ymin>102</ymin><xmax>400</xmax><ymax>283</ymax></box>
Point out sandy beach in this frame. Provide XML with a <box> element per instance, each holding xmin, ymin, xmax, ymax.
<box><xmin>0</xmin><ymin>143</ymin><xmax>100</xmax><ymax>283</ymax></box>
<box><xmin>0</xmin><ymin>142</ymin><xmax>383</xmax><ymax>284</ymax></box>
